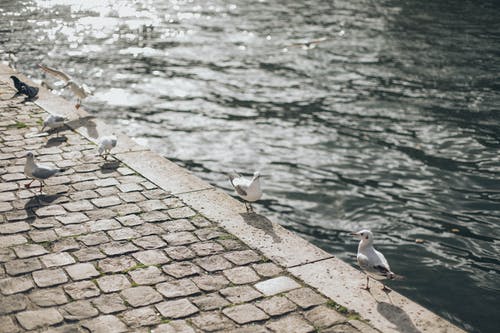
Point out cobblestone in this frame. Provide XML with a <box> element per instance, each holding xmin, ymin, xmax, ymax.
<box><xmin>0</xmin><ymin>78</ymin><xmax>367</xmax><ymax>333</ymax></box>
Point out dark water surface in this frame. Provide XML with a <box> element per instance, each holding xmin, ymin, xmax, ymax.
<box><xmin>1</xmin><ymin>0</ymin><xmax>499</xmax><ymax>331</ymax></box>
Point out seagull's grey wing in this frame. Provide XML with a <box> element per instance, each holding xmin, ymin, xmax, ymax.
<box><xmin>31</xmin><ymin>166</ymin><xmax>59</xmax><ymax>179</ymax></box>
<box><xmin>357</xmin><ymin>253</ymin><xmax>371</xmax><ymax>271</ymax></box>
<box><xmin>373</xmin><ymin>265</ymin><xmax>391</xmax><ymax>276</ymax></box>
<box><xmin>38</xmin><ymin>64</ymin><xmax>71</xmax><ymax>82</ymax></box>
<box><xmin>228</xmin><ymin>174</ymin><xmax>248</xmax><ymax>196</ymax></box>
<box><xmin>53</xmin><ymin>115</ymin><xmax>67</xmax><ymax>122</ymax></box>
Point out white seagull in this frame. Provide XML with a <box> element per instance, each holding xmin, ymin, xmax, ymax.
<box><xmin>352</xmin><ymin>229</ymin><xmax>397</xmax><ymax>291</ymax></box>
<box><xmin>41</xmin><ymin>114</ymin><xmax>68</xmax><ymax>137</ymax></box>
<box><xmin>38</xmin><ymin>64</ymin><xmax>92</xmax><ymax>109</ymax></box>
<box><xmin>24</xmin><ymin>151</ymin><xmax>67</xmax><ymax>193</ymax></box>
<box><xmin>229</xmin><ymin>171</ymin><xmax>262</xmax><ymax>212</ymax></box>
<box><xmin>97</xmin><ymin>135</ymin><xmax>117</xmax><ymax>160</ymax></box>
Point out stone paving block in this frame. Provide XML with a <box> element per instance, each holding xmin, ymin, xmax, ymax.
<box><xmin>134</xmin><ymin>223</ymin><xmax>164</xmax><ymax>236</ymax></box>
<box><xmin>112</xmin><ymin>203</ymin><xmax>142</xmax><ymax>215</ymax></box>
<box><xmin>65</xmin><ymin>263</ymin><xmax>100</xmax><ymax>280</ymax></box>
<box><xmin>87</xmin><ymin>209</ymin><xmax>116</xmax><ymax>220</ymax></box>
<box><xmin>320</xmin><ymin>324</ymin><xmax>360</xmax><ymax>333</ymax></box>
<box><xmin>132</xmin><ymin>235</ymin><xmax>167</xmax><ymax>249</ymax></box>
<box><xmin>107</xmin><ymin>228</ymin><xmax>140</xmax><ymax>241</ymax></box>
<box><xmin>220</xmin><ymin>285</ymin><xmax>262</xmax><ymax>303</ymax></box>
<box><xmin>194</xmin><ymin>254</ymin><xmax>232</xmax><ymax>272</ymax></box>
<box><xmin>162</xmin><ymin>231</ymin><xmax>198</xmax><ymax>246</ymax></box>
<box><xmin>191</xmin><ymin>274</ymin><xmax>230</xmax><ymax>292</ymax></box>
<box><xmin>73</xmin><ymin>248</ymin><xmax>106</xmax><ymax>262</ymax></box>
<box><xmin>129</xmin><ymin>266</ymin><xmax>167</xmax><ymax>285</ymax></box>
<box><xmin>81</xmin><ymin>315</ymin><xmax>128</xmax><ymax>333</ymax></box>
<box><xmin>4</xmin><ymin>257</ymin><xmax>42</xmax><ymax>275</ymax></box>
<box><xmin>55</xmin><ymin>224</ymin><xmax>88</xmax><ymax>237</ymax></box>
<box><xmin>92</xmin><ymin>293</ymin><xmax>127</xmax><ymax>314</ymax></box>
<box><xmin>0</xmin><ymin>248</ymin><xmax>16</xmax><ymax>262</ymax></box>
<box><xmin>162</xmin><ymin>261</ymin><xmax>201</xmax><ymax>278</ymax></box>
<box><xmin>77</xmin><ymin>232</ymin><xmax>110</xmax><ymax>246</ymax></box>
<box><xmin>156</xmin><ymin>278</ymin><xmax>200</xmax><ymax>298</ymax></box>
<box><xmin>33</xmin><ymin>268</ymin><xmax>68</xmax><ymax>287</ymax></box>
<box><xmin>121</xmin><ymin>286</ymin><xmax>163</xmax><ymax>307</ymax></box>
<box><xmin>133</xmin><ymin>249</ymin><xmax>170</xmax><ymax>265</ymax></box>
<box><xmin>223</xmin><ymin>304</ymin><xmax>269</xmax><ymax>324</ymax></box>
<box><xmin>304</xmin><ymin>305</ymin><xmax>347</xmax><ymax>328</ymax></box>
<box><xmin>40</xmin><ymin>252</ymin><xmax>75</xmax><ymax>268</ymax></box>
<box><xmin>191</xmin><ymin>293</ymin><xmax>230</xmax><ymax>311</ymax></box>
<box><xmin>266</xmin><ymin>314</ymin><xmax>315</xmax><ymax>333</ymax></box>
<box><xmin>29</xmin><ymin>287</ymin><xmax>68</xmax><ymax>306</ymax></box>
<box><xmin>116</xmin><ymin>214</ymin><xmax>143</xmax><ymax>226</ymax></box>
<box><xmin>117</xmin><ymin>183</ymin><xmax>143</xmax><ymax>193</ymax></box>
<box><xmin>152</xmin><ymin>320</ymin><xmax>195</xmax><ymax>333</ymax></box>
<box><xmin>86</xmin><ymin>219</ymin><xmax>121</xmax><ymax>232</ymax></box>
<box><xmin>0</xmin><ymin>294</ymin><xmax>28</xmax><ymax>314</ymax></box>
<box><xmin>155</xmin><ymin>299</ymin><xmax>199</xmax><ymax>319</ymax></box>
<box><xmin>60</xmin><ymin>300</ymin><xmax>99</xmax><ymax>320</ymax></box>
<box><xmin>97</xmin><ymin>274</ymin><xmax>131</xmax><ymax>293</ymax></box>
<box><xmin>28</xmin><ymin>229</ymin><xmax>58</xmax><ymax>243</ymax></box>
<box><xmin>0</xmin><ymin>234</ymin><xmax>28</xmax><ymax>248</ymax></box>
<box><xmin>92</xmin><ymin>196</ymin><xmax>122</xmax><ymax>208</ymax></box>
<box><xmin>51</xmin><ymin>238</ymin><xmax>80</xmax><ymax>252</ymax></box>
<box><xmin>141</xmin><ymin>211</ymin><xmax>170</xmax><ymax>223</ymax></box>
<box><xmin>167</xmin><ymin>207</ymin><xmax>196</xmax><ymax>219</ymax></box>
<box><xmin>254</xmin><ymin>276</ymin><xmax>301</xmax><ymax>296</ymax></box>
<box><xmin>225</xmin><ymin>325</ymin><xmax>271</xmax><ymax>333</ymax></box>
<box><xmin>98</xmin><ymin>256</ymin><xmax>137</xmax><ymax>273</ymax></box>
<box><xmin>64</xmin><ymin>281</ymin><xmax>101</xmax><ymax>300</ymax></box>
<box><xmin>194</xmin><ymin>228</ymin><xmax>225</xmax><ymax>241</ymax></box>
<box><xmin>224</xmin><ymin>266</ymin><xmax>260</xmax><ymax>285</ymax></box>
<box><xmin>253</xmin><ymin>262</ymin><xmax>283</xmax><ymax>277</ymax></box>
<box><xmin>100</xmin><ymin>241</ymin><xmax>139</xmax><ymax>256</ymax></box>
<box><xmin>256</xmin><ymin>296</ymin><xmax>298</xmax><ymax>316</ymax></box>
<box><xmin>62</xmin><ymin>200</ymin><xmax>94</xmax><ymax>212</ymax></box>
<box><xmin>16</xmin><ymin>308</ymin><xmax>64</xmax><ymax>330</ymax></box>
<box><xmin>285</xmin><ymin>287</ymin><xmax>327</xmax><ymax>309</ymax></box>
<box><xmin>0</xmin><ymin>276</ymin><xmax>34</xmax><ymax>295</ymax></box>
<box><xmin>40</xmin><ymin>324</ymin><xmax>87</xmax><ymax>333</ymax></box>
<box><xmin>190</xmin><ymin>215</ymin><xmax>212</xmax><ymax>228</ymax></box>
<box><xmin>56</xmin><ymin>212</ymin><xmax>89</xmax><ymax>224</ymax></box>
<box><xmin>70</xmin><ymin>189</ymin><xmax>99</xmax><ymax>201</ymax></box>
<box><xmin>118</xmin><ymin>191</ymin><xmax>147</xmax><ymax>204</ymax></box>
<box><xmin>12</xmin><ymin>243</ymin><xmax>48</xmax><ymax>258</ymax></box>
<box><xmin>0</xmin><ymin>315</ymin><xmax>20</xmax><ymax>333</ymax></box>
<box><xmin>121</xmin><ymin>306</ymin><xmax>161</xmax><ymax>327</ymax></box>
<box><xmin>191</xmin><ymin>311</ymin><xmax>236</xmax><ymax>331</ymax></box>
<box><xmin>161</xmin><ymin>219</ymin><xmax>195</xmax><ymax>233</ymax></box>
<box><xmin>224</xmin><ymin>250</ymin><xmax>261</xmax><ymax>265</ymax></box>
<box><xmin>0</xmin><ymin>221</ymin><xmax>30</xmax><ymax>234</ymax></box>
<box><xmin>190</xmin><ymin>241</ymin><xmax>224</xmax><ymax>257</ymax></box>
<box><xmin>138</xmin><ymin>199</ymin><xmax>168</xmax><ymax>211</ymax></box>
<box><xmin>164</xmin><ymin>246</ymin><xmax>195</xmax><ymax>261</ymax></box>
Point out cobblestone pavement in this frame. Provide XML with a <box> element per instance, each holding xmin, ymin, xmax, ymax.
<box><xmin>0</xmin><ymin>80</ymin><xmax>370</xmax><ymax>332</ymax></box>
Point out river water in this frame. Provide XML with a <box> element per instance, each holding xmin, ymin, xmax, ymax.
<box><xmin>1</xmin><ymin>0</ymin><xmax>499</xmax><ymax>332</ymax></box>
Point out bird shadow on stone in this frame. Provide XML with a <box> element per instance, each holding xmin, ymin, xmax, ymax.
<box><xmin>377</xmin><ymin>302</ymin><xmax>422</xmax><ymax>333</ymax></box>
<box><xmin>23</xmin><ymin>191</ymin><xmax>67</xmax><ymax>222</ymax></box>
<box><xmin>66</xmin><ymin>116</ymin><xmax>98</xmax><ymax>138</ymax></box>
<box><xmin>45</xmin><ymin>136</ymin><xmax>68</xmax><ymax>147</ymax></box>
<box><xmin>240</xmin><ymin>212</ymin><xmax>282</xmax><ymax>243</ymax></box>
<box><xmin>100</xmin><ymin>160</ymin><xmax>121</xmax><ymax>173</ymax></box>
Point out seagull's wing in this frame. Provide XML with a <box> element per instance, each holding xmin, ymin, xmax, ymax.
<box><xmin>38</xmin><ymin>64</ymin><xmax>71</xmax><ymax>82</ymax></box>
<box><xmin>228</xmin><ymin>174</ymin><xmax>248</xmax><ymax>196</ymax></box>
<box><xmin>31</xmin><ymin>166</ymin><xmax>60</xmax><ymax>179</ymax></box>
<box><xmin>52</xmin><ymin>115</ymin><xmax>68</xmax><ymax>122</ymax></box>
<box><xmin>356</xmin><ymin>253</ymin><xmax>371</xmax><ymax>271</ymax></box>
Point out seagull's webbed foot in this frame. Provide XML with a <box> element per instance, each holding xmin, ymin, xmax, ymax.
<box><xmin>381</xmin><ymin>285</ymin><xmax>392</xmax><ymax>293</ymax></box>
<box><xmin>24</xmin><ymin>180</ymin><xmax>35</xmax><ymax>188</ymax></box>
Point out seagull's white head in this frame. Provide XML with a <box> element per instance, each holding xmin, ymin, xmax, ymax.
<box><xmin>352</xmin><ymin>229</ymin><xmax>373</xmax><ymax>241</ymax></box>
<box><xmin>253</xmin><ymin>171</ymin><xmax>261</xmax><ymax>179</ymax></box>
<box><xmin>26</xmin><ymin>151</ymin><xmax>34</xmax><ymax>159</ymax></box>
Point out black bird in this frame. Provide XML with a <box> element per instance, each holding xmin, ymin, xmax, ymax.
<box><xmin>10</xmin><ymin>76</ymin><xmax>39</xmax><ymax>100</ymax></box>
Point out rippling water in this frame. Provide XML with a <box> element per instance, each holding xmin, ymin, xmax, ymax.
<box><xmin>1</xmin><ymin>0</ymin><xmax>500</xmax><ymax>331</ymax></box>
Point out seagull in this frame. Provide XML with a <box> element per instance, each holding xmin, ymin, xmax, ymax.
<box><xmin>41</xmin><ymin>114</ymin><xmax>68</xmax><ymax>137</ymax></box>
<box><xmin>228</xmin><ymin>171</ymin><xmax>262</xmax><ymax>212</ymax></box>
<box><xmin>38</xmin><ymin>64</ymin><xmax>92</xmax><ymax>109</ymax></box>
<box><xmin>97</xmin><ymin>135</ymin><xmax>117</xmax><ymax>160</ymax></box>
<box><xmin>352</xmin><ymin>229</ymin><xmax>397</xmax><ymax>292</ymax></box>
<box><xmin>24</xmin><ymin>151</ymin><xmax>67</xmax><ymax>193</ymax></box>
<box><xmin>10</xmin><ymin>76</ymin><xmax>39</xmax><ymax>100</ymax></box>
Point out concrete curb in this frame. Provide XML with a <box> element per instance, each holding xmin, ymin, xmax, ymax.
<box><xmin>0</xmin><ymin>63</ymin><xmax>466</xmax><ymax>333</ymax></box>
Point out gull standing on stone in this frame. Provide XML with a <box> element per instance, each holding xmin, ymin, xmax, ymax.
<box><xmin>38</xmin><ymin>64</ymin><xmax>91</xmax><ymax>109</ymax></box>
<box><xmin>41</xmin><ymin>114</ymin><xmax>68</xmax><ymax>137</ymax></box>
<box><xmin>352</xmin><ymin>229</ymin><xmax>397</xmax><ymax>291</ymax></box>
<box><xmin>98</xmin><ymin>135</ymin><xmax>117</xmax><ymax>160</ymax></box>
<box><xmin>24</xmin><ymin>151</ymin><xmax>67</xmax><ymax>193</ymax></box>
<box><xmin>229</xmin><ymin>171</ymin><xmax>262</xmax><ymax>212</ymax></box>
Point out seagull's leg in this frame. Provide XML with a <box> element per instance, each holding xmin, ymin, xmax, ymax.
<box><xmin>244</xmin><ymin>202</ymin><xmax>250</xmax><ymax>212</ymax></box>
<box><xmin>75</xmin><ymin>98</ymin><xmax>81</xmax><ymax>109</ymax></box>
<box><xmin>25</xmin><ymin>179</ymin><xmax>35</xmax><ymax>188</ymax></box>
<box><xmin>362</xmin><ymin>276</ymin><xmax>370</xmax><ymax>290</ymax></box>
<box><xmin>39</xmin><ymin>180</ymin><xmax>44</xmax><ymax>193</ymax></box>
<box><xmin>249</xmin><ymin>203</ymin><xmax>254</xmax><ymax>212</ymax></box>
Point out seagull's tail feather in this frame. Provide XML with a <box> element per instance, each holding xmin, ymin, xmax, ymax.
<box><xmin>57</xmin><ymin>168</ymin><xmax>68</xmax><ymax>174</ymax></box>
<box><xmin>389</xmin><ymin>273</ymin><xmax>404</xmax><ymax>281</ymax></box>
